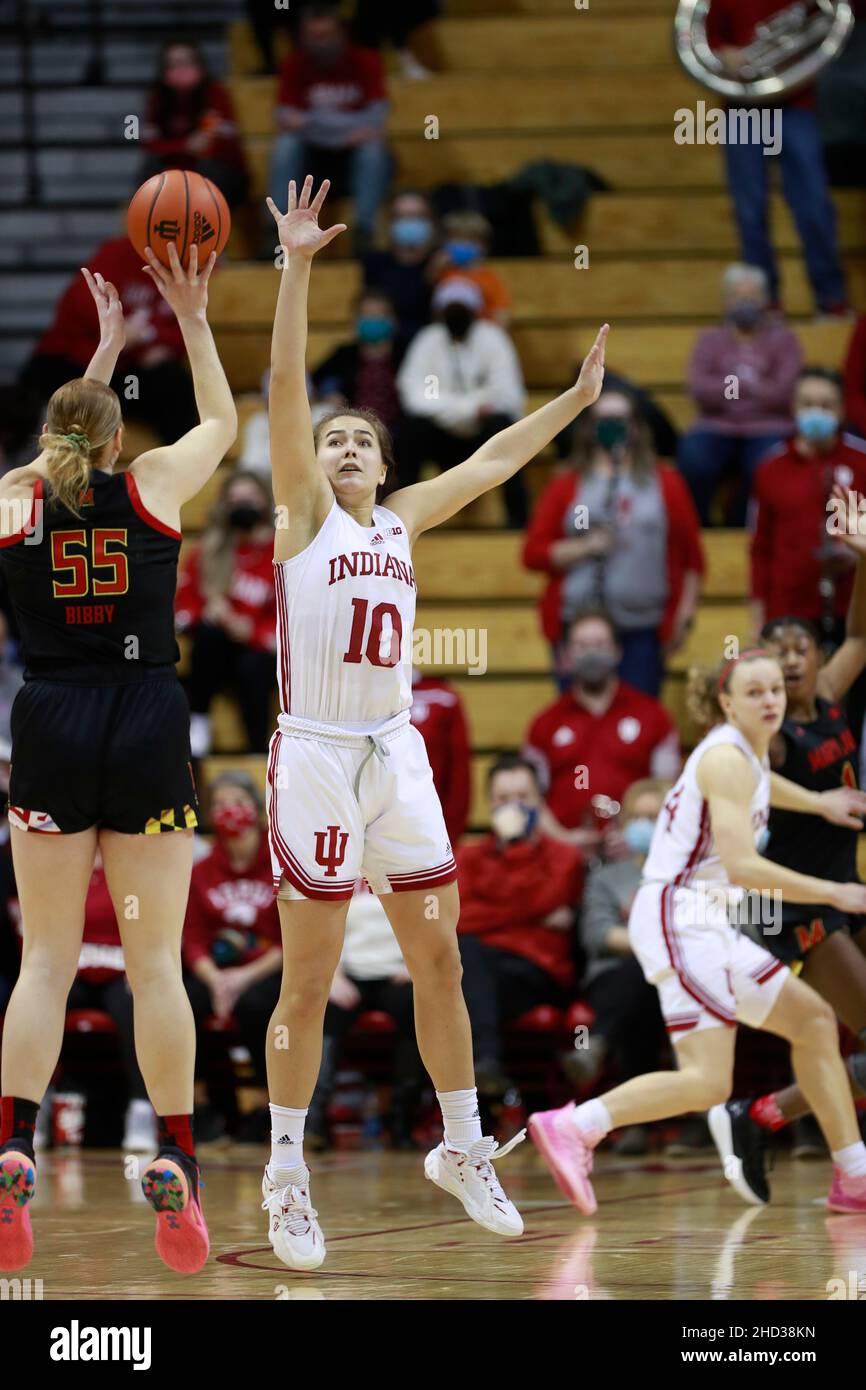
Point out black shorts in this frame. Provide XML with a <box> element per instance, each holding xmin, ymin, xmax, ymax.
<box><xmin>8</xmin><ymin>671</ymin><xmax>199</xmax><ymax>835</ymax></box>
<box><xmin>763</xmin><ymin>904</ymin><xmax>851</xmax><ymax>966</ymax></box>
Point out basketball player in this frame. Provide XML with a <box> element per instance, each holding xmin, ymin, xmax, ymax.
<box><xmin>710</xmin><ymin>485</ymin><xmax>866</xmax><ymax>1200</ymax></box>
<box><xmin>529</xmin><ymin>649</ymin><xmax>866</xmax><ymax>1215</ymax></box>
<box><xmin>0</xmin><ymin>244</ymin><xmax>236</xmax><ymax>1274</ymax></box>
<box><xmin>259</xmin><ymin>176</ymin><xmax>607</xmax><ymax>1268</ymax></box>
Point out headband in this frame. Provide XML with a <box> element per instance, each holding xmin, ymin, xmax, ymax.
<box><xmin>717</xmin><ymin>647</ymin><xmax>770</xmax><ymax>693</ymax></box>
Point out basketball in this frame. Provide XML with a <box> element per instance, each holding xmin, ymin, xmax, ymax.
<box><xmin>127</xmin><ymin>169</ymin><xmax>230</xmax><ymax>270</ymax></box>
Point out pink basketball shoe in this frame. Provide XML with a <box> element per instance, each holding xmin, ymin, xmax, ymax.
<box><xmin>827</xmin><ymin>1166</ymin><xmax>866</xmax><ymax>1213</ymax></box>
<box><xmin>0</xmin><ymin>1151</ymin><xmax>36</xmax><ymax>1271</ymax></box>
<box><xmin>528</xmin><ymin>1103</ymin><xmax>602</xmax><ymax>1214</ymax></box>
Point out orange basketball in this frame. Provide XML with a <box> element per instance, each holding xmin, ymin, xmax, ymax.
<box><xmin>127</xmin><ymin>169</ymin><xmax>230</xmax><ymax>270</ymax></box>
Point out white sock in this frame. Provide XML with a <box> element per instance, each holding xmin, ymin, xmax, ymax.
<box><xmin>437</xmin><ymin>1087</ymin><xmax>482</xmax><ymax>1149</ymax></box>
<box><xmin>270</xmin><ymin>1103</ymin><xmax>307</xmax><ymax>1178</ymax></box>
<box><xmin>570</xmin><ymin>1097</ymin><xmax>613</xmax><ymax>1139</ymax></box>
<box><xmin>832</xmin><ymin>1140</ymin><xmax>866</xmax><ymax>1178</ymax></box>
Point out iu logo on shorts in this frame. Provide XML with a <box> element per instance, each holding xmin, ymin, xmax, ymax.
<box><xmin>314</xmin><ymin>824</ymin><xmax>349</xmax><ymax>876</ymax></box>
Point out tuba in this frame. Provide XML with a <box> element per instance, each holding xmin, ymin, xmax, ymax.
<box><xmin>674</xmin><ymin>0</ymin><xmax>854</xmax><ymax>101</ymax></box>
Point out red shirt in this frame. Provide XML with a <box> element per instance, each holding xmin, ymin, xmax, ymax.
<box><xmin>456</xmin><ymin>834</ymin><xmax>583</xmax><ymax>989</ymax></box>
<box><xmin>410</xmin><ymin>676</ymin><xmax>471</xmax><ymax>844</ymax></box>
<box><xmin>526</xmin><ymin>683</ymin><xmax>679</xmax><ymax>830</ymax></box>
<box><xmin>36</xmin><ymin>237</ymin><xmax>186</xmax><ymax>369</ymax></box>
<box><xmin>750</xmin><ymin>435</ymin><xmax>866</xmax><ymax>621</ymax></box>
<box><xmin>844</xmin><ymin>316</ymin><xmax>866</xmax><ymax>440</ymax></box>
<box><xmin>277</xmin><ymin>45</ymin><xmax>385</xmax><ymax>114</ymax></box>
<box><xmin>183</xmin><ymin>836</ymin><xmax>281</xmax><ymax>970</ymax></box>
<box><xmin>78</xmin><ymin>867</ymin><xmax>124</xmax><ymax>984</ymax></box>
<box><xmin>522</xmin><ymin>465</ymin><xmax>704</xmax><ymax>646</ymax></box>
<box><xmin>143</xmin><ymin>81</ymin><xmax>247</xmax><ymax>171</ymax></box>
<box><xmin>705</xmin><ymin>0</ymin><xmax>816</xmax><ymax>109</ymax></box>
<box><xmin>175</xmin><ymin>536</ymin><xmax>277</xmax><ymax>654</ymax></box>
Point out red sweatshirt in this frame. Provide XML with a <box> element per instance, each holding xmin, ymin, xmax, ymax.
<box><xmin>175</xmin><ymin>537</ymin><xmax>277</xmax><ymax>654</ymax></box>
<box><xmin>277</xmin><ymin>45</ymin><xmax>386</xmax><ymax>115</ymax></box>
<box><xmin>456</xmin><ymin>834</ymin><xmax>583</xmax><ymax>990</ymax></box>
<box><xmin>844</xmin><ymin>316</ymin><xmax>866</xmax><ymax>441</ymax></box>
<box><xmin>78</xmin><ymin>867</ymin><xmax>124</xmax><ymax>984</ymax></box>
<box><xmin>750</xmin><ymin>434</ymin><xmax>866</xmax><ymax>621</ymax></box>
<box><xmin>410</xmin><ymin>676</ymin><xmax>471</xmax><ymax>844</ymax></box>
<box><xmin>36</xmin><ymin>237</ymin><xmax>186</xmax><ymax>369</ymax></box>
<box><xmin>183</xmin><ymin>836</ymin><xmax>281</xmax><ymax>970</ymax></box>
<box><xmin>705</xmin><ymin>0</ymin><xmax>816</xmax><ymax>109</ymax></box>
<box><xmin>142</xmin><ymin>81</ymin><xmax>247</xmax><ymax>171</ymax></box>
<box><xmin>522</xmin><ymin>465</ymin><xmax>704</xmax><ymax>646</ymax></box>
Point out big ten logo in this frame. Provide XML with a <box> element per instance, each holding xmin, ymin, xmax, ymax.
<box><xmin>573</xmin><ymin>245</ymin><xmax>589</xmax><ymax>270</ymax></box>
<box><xmin>123</xmin><ymin>1154</ymin><xmax>141</xmax><ymax>1182</ymax></box>
<box><xmin>409</xmin><ymin>625</ymin><xmax>488</xmax><ymax>676</ymax></box>
<box><xmin>0</xmin><ymin>1277</ymin><xmax>43</xmax><ymax>1300</ymax></box>
<box><xmin>673</xmin><ymin>103</ymin><xmax>782</xmax><ymax>157</ymax></box>
<box><xmin>424</xmin><ymin>114</ymin><xmax>439</xmax><ymax>140</ymax></box>
<box><xmin>827</xmin><ymin>1272</ymin><xmax>866</xmax><ymax>1299</ymax></box>
<box><xmin>123</xmin><ymin>115</ymin><xmax>140</xmax><ymax>142</ymax></box>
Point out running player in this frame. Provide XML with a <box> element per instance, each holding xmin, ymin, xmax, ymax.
<box><xmin>529</xmin><ymin>648</ymin><xmax>866</xmax><ymax>1215</ymax></box>
<box><xmin>711</xmin><ymin>484</ymin><xmax>866</xmax><ymax>1200</ymax></box>
<box><xmin>259</xmin><ymin>176</ymin><xmax>607</xmax><ymax>1268</ymax></box>
<box><xmin>0</xmin><ymin>244</ymin><xmax>236</xmax><ymax>1274</ymax></box>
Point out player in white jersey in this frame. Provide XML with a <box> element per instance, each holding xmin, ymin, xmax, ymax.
<box><xmin>529</xmin><ymin>648</ymin><xmax>866</xmax><ymax>1217</ymax></box>
<box><xmin>258</xmin><ymin>176</ymin><xmax>609</xmax><ymax>1268</ymax></box>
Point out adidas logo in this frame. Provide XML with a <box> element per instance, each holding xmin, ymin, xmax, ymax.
<box><xmin>369</xmin><ymin>533</ymin><xmax>384</xmax><ymax>546</ymax></box>
<box><xmin>276</xmin><ymin>1134</ymin><xmax>297</xmax><ymax>1144</ymax></box>
<box><xmin>192</xmin><ymin>211</ymin><xmax>216</xmax><ymax>244</ymax></box>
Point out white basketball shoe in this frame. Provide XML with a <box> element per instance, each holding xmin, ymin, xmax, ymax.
<box><xmin>424</xmin><ymin>1131</ymin><xmax>526</xmax><ymax>1235</ymax></box>
<box><xmin>261</xmin><ymin>1162</ymin><xmax>326</xmax><ymax>1270</ymax></box>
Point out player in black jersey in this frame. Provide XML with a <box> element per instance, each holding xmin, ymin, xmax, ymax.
<box><xmin>0</xmin><ymin>244</ymin><xmax>237</xmax><ymax>1275</ymax></box>
<box><xmin>711</xmin><ymin>485</ymin><xmax>866</xmax><ymax>1203</ymax></box>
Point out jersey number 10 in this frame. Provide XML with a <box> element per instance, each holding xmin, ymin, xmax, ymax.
<box><xmin>342</xmin><ymin>597</ymin><xmax>403</xmax><ymax>668</ymax></box>
<box><xmin>51</xmin><ymin>529</ymin><xmax>129</xmax><ymax>598</ymax></box>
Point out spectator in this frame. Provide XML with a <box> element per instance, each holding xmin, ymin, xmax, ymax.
<box><xmin>843</xmin><ymin>314</ymin><xmax>866</xmax><ymax>441</ymax></box>
<box><xmin>410</xmin><ymin>668</ymin><xmax>471</xmax><ymax>845</ymax></box>
<box><xmin>312</xmin><ymin>288</ymin><xmax>405</xmax><ymax>432</ymax></box>
<box><xmin>705</xmin><ymin>0</ymin><xmax>848</xmax><ymax>316</ymax></box>
<box><xmin>523</xmin><ymin>386</ymin><xmax>704</xmax><ymax>698</ymax></box>
<box><xmin>352</xmin><ymin>0</ymin><xmax>441</xmax><ymax>79</ymax></box>
<box><xmin>524</xmin><ymin>609</ymin><xmax>681</xmax><ymax>854</ymax></box>
<box><xmin>566</xmin><ymin>778</ymin><xmax>671</xmax><ymax>1156</ymax></box>
<box><xmin>677</xmin><ymin>263</ymin><xmax>801</xmax><ymax>525</ymax></box>
<box><xmin>17</xmin><ymin>241</ymin><xmax>198</xmax><ymax>447</ymax></box>
<box><xmin>307</xmin><ymin>879</ymin><xmax>420</xmax><ymax>1149</ymax></box>
<box><xmin>556</xmin><ymin>366</ymin><xmax>680</xmax><ymax>463</ymax></box>
<box><xmin>64</xmin><ymin>854</ymin><xmax>157</xmax><ymax>1152</ymax></box>
<box><xmin>362</xmin><ymin>190</ymin><xmax>438</xmax><ymax>344</ymax></box>
<box><xmin>239</xmin><ymin>369</ymin><xmax>334</xmax><ymax>477</ymax></box>
<box><xmin>396</xmin><ymin>277</ymin><xmax>528</xmax><ymax>526</ymax></box>
<box><xmin>456</xmin><ymin>754</ymin><xmax>583</xmax><ymax>1096</ymax></box>
<box><xmin>182</xmin><ymin>772</ymin><xmax>282</xmax><ymax>1139</ymax></box>
<box><xmin>140</xmin><ymin>40</ymin><xmax>250</xmax><ymax>208</ymax></box>
<box><xmin>750</xmin><ymin>366</ymin><xmax>866</xmax><ymax>645</ymax></box>
<box><xmin>0</xmin><ymin>612</ymin><xmax>23</xmax><ymax>744</ymax></box>
<box><xmin>176</xmin><ymin>471</ymin><xmax>277</xmax><ymax>755</ymax></box>
<box><xmin>430</xmin><ymin>210</ymin><xmax>511</xmax><ymax>325</ymax></box>
<box><xmin>268</xmin><ymin>5</ymin><xmax>391</xmax><ymax>254</ymax></box>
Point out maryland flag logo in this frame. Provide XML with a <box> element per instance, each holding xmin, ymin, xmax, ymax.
<box><xmin>144</xmin><ymin>803</ymin><xmax>198</xmax><ymax>833</ymax></box>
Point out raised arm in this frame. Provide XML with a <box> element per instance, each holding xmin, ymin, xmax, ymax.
<box><xmin>129</xmin><ymin>242</ymin><xmax>237</xmax><ymax>519</ymax></box>
<box><xmin>387</xmin><ymin>325</ymin><xmax>609</xmax><ymax>542</ymax></box>
<box><xmin>817</xmin><ymin>483</ymin><xmax>866</xmax><ymax>702</ymax></box>
<box><xmin>81</xmin><ymin>269</ymin><xmax>125</xmax><ymax>385</ymax></box>
<box><xmin>265</xmin><ymin>176</ymin><xmax>346</xmax><ymax>535</ymax></box>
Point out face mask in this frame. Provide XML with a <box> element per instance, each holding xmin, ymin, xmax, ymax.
<box><xmin>165</xmin><ymin>63</ymin><xmax>203</xmax><ymax>91</ymax></box>
<box><xmin>491</xmin><ymin>801</ymin><xmax>539</xmax><ymax>844</ymax></box>
<box><xmin>571</xmin><ymin>650</ymin><xmax>619</xmax><ymax>685</ymax></box>
<box><xmin>728</xmin><ymin>301</ymin><xmax>763</xmax><ymax>331</ymax></box>
<box><xmin>796</xmin><ymin>407</ymin><xmax>838</xmax><ymax>445</ymax></box>
<box><xmin>442</xmin><ymin>304</ymin><xmax>474</xmax><ymax>339</ymax></box>
<box><xmin>357</xmin><ymin>314</ymin><xmax>393</xmax><ymax>345</ymax></box>
<box><xmin>212</xmin><ymin>802</ymin><xmax>258</xmax><ymax>839</ymax></box>
<box><xmin>594</xmin><ymin>417</ymin><xmax>629</xmax><ymax>452</ymax></box>
<box><xmin>391</xmin><ymin>217</ymin><xmax>432</xmax><ymax>249</ymax></box>
<box><xmin>445</xmin><ymin>240</ymin><xmax>481</xmax><ymax>268</ymax></box>
<box><xmin>624</xmin><ymin>817</ymin><xmax>655</xmax><ymax>855</ymax></box>
<box><xmin>227</xmin><ymin>504</ymin><xmax>263</xmax><ymax>531</ymax></box>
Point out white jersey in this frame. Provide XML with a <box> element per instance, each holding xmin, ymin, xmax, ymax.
<box><xmin>273</xmin><ymin>497</ymin><xmax>416</xmax><ymax>727</ymax></box>
<box><xmin>641</xmin><ymin>722</ymin><xmax>769</xmax><ymax>890</ymax></box>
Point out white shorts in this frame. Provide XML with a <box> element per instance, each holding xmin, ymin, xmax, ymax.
<box><xmin>628</xmin><ymin>881</ymin><xmax>790</xmax><ymax>1037</ymax></box>
<box><xmin>266</xmin><ymin>709</ymin><xmax>457</xmax><ymax>902</ymax></box>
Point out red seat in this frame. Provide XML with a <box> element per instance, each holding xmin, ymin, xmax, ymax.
<box><xmin>65</xmin><ymin>1008</ymin><xmax>117</xmax><ymax>1035</ymax></box>
<box><xmin>352</xmin><ymin>1010</ymin><xmax>397</xmax><ymax>1036</ymax></box>
<box><xmin>508</xmin><ymin>1005</ymin><xmax>566</xmax><ymax>1035</ymax></box>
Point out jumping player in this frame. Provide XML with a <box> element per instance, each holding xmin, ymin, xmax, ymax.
<box><xmin>0</xmin><ymin>245</ymin><xmax>236</xmax><ymax>1273</ymax></box>
<box><xmin>259</xmin><ymin>176</ymin><xmax>607</xmax><ymax>1268</ymax></box>
<box><xmin>529</xmin><ymin>648</ymin><xmax>866</xmax><ymax>1215</ymax></box>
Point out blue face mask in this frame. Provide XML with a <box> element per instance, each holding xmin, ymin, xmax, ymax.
<box><xmin>391</xmin><ymin>217</ymin><xmax>432</xmax><ymax>249</ymax></box>
<box><xmin>357</xmin><ymin>314</ymin><xmax>393</xmax><ymax>345</ymax></box>
<box><xmin>445</xmin><ymin>239</ymin><xmax>481</xmax><ymax>268</ymax></box>
<box><xmin>624</xmin><ymin>817</ymin><xmax>655</xmax><ymax>855</ymax></box>
<box><xmin>796</xmin><ymin>407</ymin><xmax>838</xmax><ymax>445</ymax></box>
<box><xmin>490</xmin><ymin>801</ymin><xmax>539</xmax><ymax>844</ymax></box>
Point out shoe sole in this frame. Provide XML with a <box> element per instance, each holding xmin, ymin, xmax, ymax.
<box><xmin>707</xmin><ymin>1106</ymin><xmax>767</xmax><ymax>1207</ymax></box>
<box><xmin>423</xmin><ymin>1151</ymin><xmax>523</xmax><ymax>1235</ymax></box>
<box><xmin>0</xmin><ymin>1153</ymin><xmax>35</xmax><ymax>1272</ymax></box>
<box><xmin>142</xmin><ymin>1160</ymin><xmax>209</xmax><ymax>1274</ymax></box>
<box><xmin>527</xmin><ymin>1115</ymin><xmax>596</xmax><ymax>1216</ymax></box>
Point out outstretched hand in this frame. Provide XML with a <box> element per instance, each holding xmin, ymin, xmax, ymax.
<box><xmin>266</xmin><ymin>176</ymin><xmax>347</xmax><ymax>258</ymax></box>
<box><xmin>82</xmin><ymin>267</ymin><xmax>125</xmax><ymax>346</ymax></box>
<box><xmin>141</xmin><ymin>241</ymin><xmax>216</xmax><ymax>322</ymax></box>
<box><xmin>575</xmin><ymin>324</ymin><xmax>609</xmax><ymax>406</ymax></box>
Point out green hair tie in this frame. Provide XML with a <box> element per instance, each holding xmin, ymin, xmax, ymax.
<box><xmin>62</xmin><ymin>432</ymin><xmax>90</xmax><ymax>450</ymax></box>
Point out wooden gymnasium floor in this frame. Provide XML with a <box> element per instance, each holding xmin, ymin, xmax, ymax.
<box><xmin>18</xmin><ymin>1146</ymin><xmax>866</xmax><ymax>1300</ymax></box>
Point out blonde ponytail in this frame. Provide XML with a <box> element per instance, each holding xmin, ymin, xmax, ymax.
<box><xmin>40</xmin><ymin>378</ymin><xmax>122</xmax><ymax>516</ymax></box>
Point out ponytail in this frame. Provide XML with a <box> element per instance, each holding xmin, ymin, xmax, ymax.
<box><xmin>41</xmin><ymin>379</ymin><xmax>122</xmax><ymax>516</ymax></box>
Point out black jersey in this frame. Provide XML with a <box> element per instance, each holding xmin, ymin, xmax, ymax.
<box><xmin>0</xmin><ymin>469</ymin><xmax>181</xmax><ymax>681</ymax></box>
<box><xmin>765</xmin><ymin>696</ymin><xmax>859</xmax><ymax>884</ymax></box>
